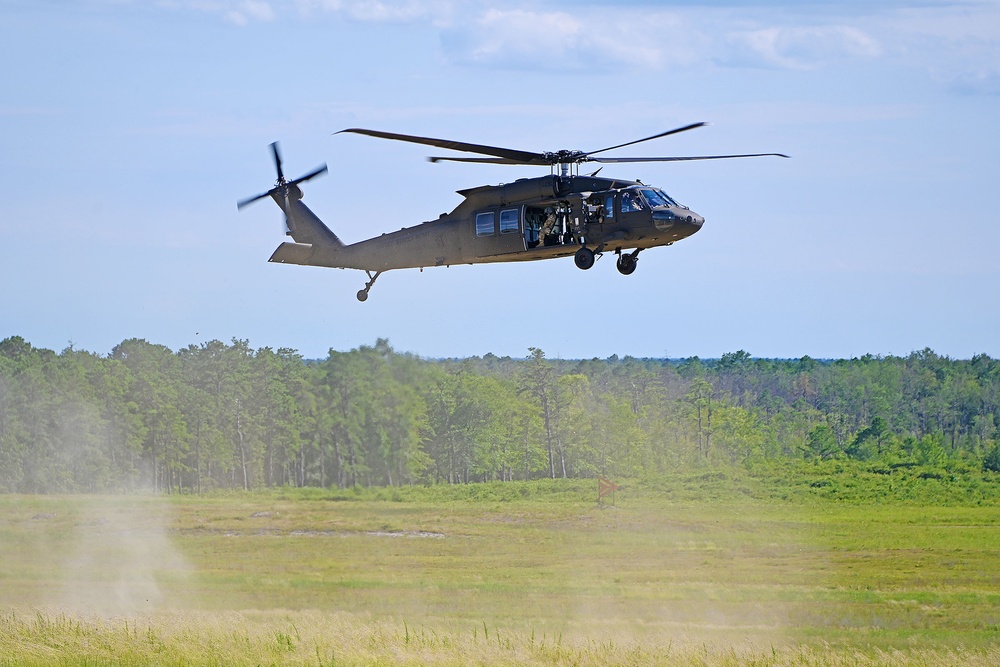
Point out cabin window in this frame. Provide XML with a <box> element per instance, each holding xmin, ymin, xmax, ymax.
<box><xmin>499</xmin><ymin>208</ymin><xmax>519</xmax><ymax>234</ymax></box>
<box><xmin>476</xmin><ymin>212</ymin><xmax>495</xmax><ymax>237</ymax></box>
<box><xmin>604</xmin><ymin>194</ymin><xmax>615</xmax><ymax>220</ymax></box>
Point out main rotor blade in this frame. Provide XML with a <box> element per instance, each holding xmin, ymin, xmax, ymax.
<box><xmin>427</xmin><ymin>156</ymin><xmax>527</xmax><ymax>165</ymax></box>
<box><xmin>588</xmin><ymin>152</ymin><xmax>790</xmax><ymax>163</ymax></box>
<box><xmin>337</xmin><ymin>128</ymin><xmax>545</xmax><ymax>165</ymax></box>
<box><xmin>585</xmin><ymin>123</ymin><xmax>707</xmax><ymax>157</ymax></box>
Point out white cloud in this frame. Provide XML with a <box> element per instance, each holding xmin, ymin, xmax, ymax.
<box><xmin>440</xmin><ymin>7</ymin><xmax>695</xmax><ymax>71</ymax></box>
<box><xmin>154</xmin><ymin>0</ymin><xmax>275</xmax><ymax>25</ymax></box>
<box><xmin>144</xmin><ymin>0</ymin><xmax>1000</xmax><ymax>93</ymax></box>
<box><xmin>443</xmin><ymin>9</ymin><xmax>584</xmax><ymax>69</ymax></box>
<box><xmin>435</xmin><ymin>1</ymin><xmax>1000</xmax><ymax>91</ymax></box>
<box><xmin>942</xmin><ymin>66</ymin><xmax>1000</xmax><ymax>95</ymax></box>
<box><xmin>227</xmin><ymin>0</ymin><xmax>276</xmax><ymax>25</ymax></box>
<box><xmin>877</xmin><ymin>3</ymin><xmax>1000</xmax><ymax>95</ymax></box>
<box><xmin>294</xmin><ymin>0</ymin><xmax>452</xmax><ymax>23</ymax></box>
<box><xmin>720</xmin><ymin>24</ymin><xmax>881</xmax><ymax>70</ymax></box>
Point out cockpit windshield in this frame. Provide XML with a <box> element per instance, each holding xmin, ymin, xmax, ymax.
<box><xmin>638</xmin><ymin>188</ymin><xmax>679</xmax><ymax>208</ymax></box>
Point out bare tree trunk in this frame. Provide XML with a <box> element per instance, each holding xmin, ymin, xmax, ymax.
<box><xmin>195</xmin><ymin>421</ymin><xmax>202</xmax><ymax>495</ymax></box>
<box><xmin>706</xmin><ymin>399</ymin><xmax>712</xmax><ymax>458</ymax></box>
<box><xmin>449</xmin><ymin>433</ymin><xmax>456</xmax><ymax>484</ymax></box>
<box><xmin>300</xmin><ymin>445</ymin><xmax>306</xmax><ymax>486</ymax></box>
<box><xmin>524</xmin><ymin>430</ymin><xmax>530</xmax><ymax>481</ymax></box>
<box><xmin>558</xmin><ymin>436</ymin><xmax>567</xmax><ymax>478</ymax></box>
<box><xmin>542</xmin><ymin>394</ymin><xmax>555</xmax><ymax>478</ymax></box>
<box><xmin>236</xmin><ymin>400</ymin><xmax>249</xmax><ymax>491</ymax></box>
<box><xmin>697</xmin><ymin>404</ymin><xmax>703</xmax><ymax>457</ymax></box>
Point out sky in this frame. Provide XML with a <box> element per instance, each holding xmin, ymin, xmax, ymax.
<box><xmin>1</xmin><ymin>0</ymin><xmax>999</xmax><ymax>361</ymax></box>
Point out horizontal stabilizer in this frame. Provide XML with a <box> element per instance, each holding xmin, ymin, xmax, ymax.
<box><xmin>269</xmin><ymin>242</ymin><xmax>315</xmax><ymax>265</ymax></box>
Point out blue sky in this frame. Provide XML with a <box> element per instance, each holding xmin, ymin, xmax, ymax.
<box><xmin>1</xmin><ymin>0</ymin><xmax>998</xmax><ymax>360</ymax></box>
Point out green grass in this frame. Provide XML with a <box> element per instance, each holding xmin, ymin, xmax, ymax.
<box><xmin>3</xmin><ymin>610</ymin><xmax>999</xmax><ymax>667</ymax></box>
<box><xmin>1</xmin><ymin>470</ymin><xmax>999</xmax><ymax>665</ymax></box>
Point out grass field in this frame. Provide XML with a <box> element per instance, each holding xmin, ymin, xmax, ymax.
<box><xmin>1</xmin><ymin>473</ymin><xmax>999</xmax><ymax>665</ymax></box>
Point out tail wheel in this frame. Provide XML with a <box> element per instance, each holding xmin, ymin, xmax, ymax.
<box><xmin>357</xmin><ymin>270</ymin><xmax>382</xmax><ymax>302</ymax></box>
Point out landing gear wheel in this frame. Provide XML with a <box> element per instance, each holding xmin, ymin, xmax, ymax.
<box><xmin>616</xmin><ymin>254</ymin><xmax>637</xmax><ymax>276</ymax></box>
<box><xmin>574</xmin><ymin>246</ymin><xmax>595</xmax><ymax>270</ymax></box>
<box><xmin>357</xmin><ymin>270</ymin><xmax>382</xmax><ymax>303</ymax></box>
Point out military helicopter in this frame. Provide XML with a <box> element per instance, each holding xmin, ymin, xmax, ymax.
<box><xmin>237</xmin><ymin>123</ymin><xmax>786</xmax><ymax>301</ymax></box>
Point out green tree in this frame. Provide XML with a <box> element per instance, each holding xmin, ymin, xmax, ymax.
<box><xmin>685</xmin><ymin>377</ymin><xmax>714</xmax><ymax>459</ymax></box>
<box><xmin>519</xmin><ymin>348</ymin><xmax>558</xmax><ymax>478</ymax></box>
<box><xmin>983</xmin><ymin>443</ymin><xmax>1000</xmax><ymax>473</ymax></box>
<box><xmin>111</xmin><ymin>339</ymin><xmax>189</xmax><ymax>492</ymax></box>
<box><xmin>804</xmin><ymin>423</ymin><xmax>839</xmax><ymax>460</ymax></box>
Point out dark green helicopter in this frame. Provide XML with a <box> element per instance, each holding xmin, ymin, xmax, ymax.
<box><xmin>238</xmin><ymin>123</ymin><xmax>786</xmax><ymax>301</ymax></box>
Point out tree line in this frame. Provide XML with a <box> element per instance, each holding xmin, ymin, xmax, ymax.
<box><xmin>1</xmin><ymin>335</ymin><xmax>998</xmax><ymax>493</ymax></box>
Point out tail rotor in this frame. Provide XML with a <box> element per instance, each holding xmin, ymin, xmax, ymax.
<box><xmin>237</xmin><ymin>142</ymin><xmax>328</xmax><ymax>214</ymax></box>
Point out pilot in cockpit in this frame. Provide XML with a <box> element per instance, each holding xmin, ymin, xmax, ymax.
<box><xmin>621</xmin><ymin>189</ymin><xmax>644</xmax><ymax>213</ymax></box>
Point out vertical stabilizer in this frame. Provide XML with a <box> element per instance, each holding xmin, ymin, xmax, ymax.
<box><xmin>279</xmin><ymin>189</ymin><xmax>344</xmax><ymax>249</ymax></box>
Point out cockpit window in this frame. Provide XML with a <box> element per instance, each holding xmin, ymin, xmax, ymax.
<box><xmin>639</xmin><ymin>188</ymin><xmax>679</xmax><ymax>208</ymax></box>
<box><xmin>620</xmin><ymin>190</ymin><xmax>645</xmax><ymax>213</ymax></box>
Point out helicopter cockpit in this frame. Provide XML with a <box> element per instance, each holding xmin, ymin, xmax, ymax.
<box><xmin>636</xmin><ymin>187</ymin><xmax>680</xmax><ymax>209</ymax></box>
<box><xmin>519</xmin><ymin>184</ymin><xmax>702</xmax><ymax>251</ymax></box>
<box><xmin>615</xmin><ymin>186</ymin><xmax>687</xmax><ymax>215</ymax></box>
<box><xmin>631</xmin><ymin>185</ymin><xmax>705</xmax><ymax>231</ymax></box>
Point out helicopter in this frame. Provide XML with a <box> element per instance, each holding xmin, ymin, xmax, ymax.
<box><xmin>237</xmin><ymin>123</ymin><xmax>787</xmax><ymax>302</ymax></box>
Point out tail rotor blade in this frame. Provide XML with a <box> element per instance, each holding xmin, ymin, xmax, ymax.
<box><xmin>270</xmin><ymin>142</ymin><xmax>285</xmax><ymax>183</ymax></box>
<box><xmin>237</xmin><ymin>143</ymin><xmax>327</xmax><ymax>212</ymax></box>
<box><xmin>237</xmin><ymin>191</ymin><xmax>272</xmax><ymax>210</ymax></box>
<box><xmin>290</xmin><ymin>164</ymin><xmax>328</xmax><ymax>186</ymax></box>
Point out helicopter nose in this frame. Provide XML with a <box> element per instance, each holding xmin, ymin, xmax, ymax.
<box><xmin>682</xmin><ymin>211</ymin><xmax>704</xmax><ymax>227</ymax></box>
<box><xmin>679</xmin><ymin>213</ymin><xmax>704</xmax><ymax>240</ymax></box>
<box><xmin>653</xmin><ymin>209</ymin><xmax>704</xmax><ymax>235</ymax></box>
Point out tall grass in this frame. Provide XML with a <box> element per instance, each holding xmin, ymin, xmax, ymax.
<box><xmin>3</xmin><ymin>610</ymin><xmax>999</xmax><ymax>666</ymax></box>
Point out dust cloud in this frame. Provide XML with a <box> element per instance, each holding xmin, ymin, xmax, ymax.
<box><xmin>547</xmin><ymin>503</ymin><xmax>802</xmax><ymax>650</ymax></box>
<box><xmin>48</xmin><ymin>496</ymin><xmax>190</xmax><ymax>617</ymax></box>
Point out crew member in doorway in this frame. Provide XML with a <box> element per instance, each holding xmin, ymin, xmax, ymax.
<box><xmin>539</xmin><ymin>207</ymin><xmax>557</xmax><ymax>245</ymax></box>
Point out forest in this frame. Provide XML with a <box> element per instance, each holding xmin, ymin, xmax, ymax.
<box><xmin>1</xmin><ymin>335</ymin><xmax>999</xmax><ymax>494</ymax></box>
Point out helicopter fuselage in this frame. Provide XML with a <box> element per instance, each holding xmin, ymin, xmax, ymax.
<box><xmin>269</xmin><ymin>174</ymin><xmax>704</xmax><ymax>275</ymax></box>
<box><xmin>240</xmin><ymin>123</ymin><xmax>783</xmax><ymax>300</ymax></box>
